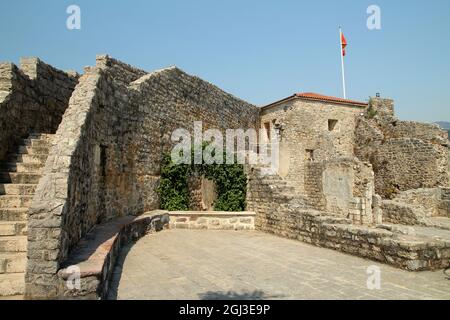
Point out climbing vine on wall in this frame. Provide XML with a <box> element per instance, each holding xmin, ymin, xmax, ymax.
<box><xmin>156</xmin><ymin>145</ymin><xmax>247</xmax><ymax>211</ymax></box>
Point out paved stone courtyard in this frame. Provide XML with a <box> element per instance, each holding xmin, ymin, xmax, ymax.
<box><xmin>108</xmin><ymin>230</ymin><xmax>450</xmax><ymax>300</ymax></box>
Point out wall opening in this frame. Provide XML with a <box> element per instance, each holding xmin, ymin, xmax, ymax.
<box><xmin>328</xmin><ymin>119</ymin><xmax>338</xmax><ymax>131</ymax></box>
<box><xmin>263</xmin><ymin>122</ymin><xmax>271</xmax><ymax>141</ymax></box>
<box><xmin>305</xmin><ymin>149</ymin><xmax>314</xmax><ymax>162</ymax></box>
<box><xmin>100</xmin><ymin>145</ymin><xmax>108</xmax><ymax>178</ymax></box>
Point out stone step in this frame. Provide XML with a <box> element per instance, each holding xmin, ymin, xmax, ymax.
<box><xmin>5</xmin><ymin>154</ymin><xmax>48</xmax><ymax>164</ymax></box>
<box><xmin>0</xmin><ymin>184</ymin><xmax>37</xmax><ymax>196</ymax></box>
<box><xmin>0</xmin><ymin>253</ymin><xmax>26</xmax><ymax>273</ymax></box>
<box><xmin>20</xmin><ymin>138</ymin><xmax>51</xmax><ymax>148</ymax></box>
<box><xmin>0</xmin><ymin>172</ymin><xmax>41</xmax><ymax>184</ymax></box>
<box><xmin>27</xmin><ymin>133</ymin><xmax>54</xmax><ymax>140</ymax></box>
<box><xmin>0</xmin><ymin>195</ymin><xmax>33</xmax><ymax>208</ymax></box>
<box><xmin>426</xmin><ymin>217</ymin><xmax>450</xmax><ymax>230</ymax></box>
<box><xmin>18</xmin><ymin>146</ymin><xmax>49</xmax><ymax>155</ymax></box>
<box><xmin>0</xmin><ymin>236</ymin><xmax>27</xmax><ymax>252</ymax></box>
<box><xmin>0</xmin><ymin>273</ymin><xmax>25</xmax><ymax>296</ymax></box>
<box><xmin>0</xmin><ymin>222</ymin><xmax>27</xmax><ymax>236</ymax></box>
<box><xmin>0</xmin><ymin>162</ymin><xmax>44</xmax><ymax>173</ymax></box>
<box><xmin>0</xmin><ymin>208</ymin><xmax>28</xmax><ymax>221</ymax></box>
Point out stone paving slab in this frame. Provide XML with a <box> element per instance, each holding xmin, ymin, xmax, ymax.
<box><xmin>108</xmin><ymin>230</ymin><xmax>450</xmax><ymax>300</ymax></box>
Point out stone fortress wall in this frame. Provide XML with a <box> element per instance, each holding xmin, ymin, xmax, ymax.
<box><xmin>25</xmin><ymin>55</ymin><xmax>259</xmax><ymax>298</ymax></box>
<box><xmin>355</xmin><ymin>98</ymin><xmax>449</xmax><ymax>198</ymax></box>
<box><xmin>0</xmin><ymin>58</ymin><xmax>78</xmax><ymax>161</ymax></box>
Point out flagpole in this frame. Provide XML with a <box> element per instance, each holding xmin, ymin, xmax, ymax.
<box><xmin>339</xmin><ymin>26</ymin><xmax>347</xmax><ymax>99</ymax></box>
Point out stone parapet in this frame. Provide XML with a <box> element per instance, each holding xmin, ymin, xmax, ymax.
<box><xmin>55</xmin><ymin>211</ymin><xmax>169</xmax><ymax>300</ymax></box>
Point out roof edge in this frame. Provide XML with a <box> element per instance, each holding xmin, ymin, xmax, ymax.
<box><xmin>261</xmin><ymin>93</ymin><xmax>368</xmax><ymax>110</ymax></box>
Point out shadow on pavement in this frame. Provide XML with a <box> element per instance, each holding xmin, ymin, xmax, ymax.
<box><xmin>198</xmin><ymin>290</ymin><xmax>286</xmax><ymax>300</ymax></box>
<box><xmin>106</xmin><ymin>242</ymin><xmax>134</xmax><ymax>300</ymax></box>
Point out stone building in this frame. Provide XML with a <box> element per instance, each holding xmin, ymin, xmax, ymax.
<box><xmin>0</xmin><ymin>55</ymin><xmax>448</xmax><ymax>299</ymax></box>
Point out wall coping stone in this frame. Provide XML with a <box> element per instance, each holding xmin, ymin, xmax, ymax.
<box><xmin>169</xmin><ymin>211</ymin><xmax>256</xmax><ymax>217</ymax></box>
<box><xmin>56</xmin><ymin>211</ymin><xmax>169</xmax><ymax>299</ymax></box>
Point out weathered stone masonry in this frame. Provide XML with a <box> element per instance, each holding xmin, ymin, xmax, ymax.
<box><xmin>247</xmin><ymin>94</ymin><xmax>449</xmax><ymax>272</ymax></box>
<box><xmin>0</xmin><ymin>58</ymin><xmax>78</xmax><ymax>161</ymax></box>
<box><xmin>0</xmin><ymin>54</ymin><xmax>448</xmax><ymax>299</ymax></box>
<box><xmin>355</xmin><ymin>98</ymin><xmax>449</xmax><ymax>198</ymax></box>
<box><xmin>26</xmin><ymin>55</ymin><xmax>259</xmax><ymax>298</ymax></box>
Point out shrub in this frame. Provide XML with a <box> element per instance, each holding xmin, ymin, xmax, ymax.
<box><xmin>156</xmin><ymin>145</ymin><xmax>247</xmax><ymax>211</ymax></box>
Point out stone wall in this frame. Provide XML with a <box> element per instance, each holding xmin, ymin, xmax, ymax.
<box><xmin>169</xmin><ymin>212</ymin><xmax>255</xmax><ymax>230</ymax></box>
<box><xmin>57</xmin><ymin>212</ymin><xmax>169</xmax><ymax>300</ymax></box>
<box><xmin>247</xmin><ymin>168</ymin><xmax>450</xmax><ymax>271</ymax></box>
<box><xmin>304</xmin><ymin>158</ymin><xmax>375</xmax><ymax>225</ymax></box>
<box><xmin>393</xmin><ymin>188</ymin><xmax>443</xmax><ymax>217</ymax></box>
<box><xmin>26</xmin><ymin>55</ymin><xmax>259</xmax><ymax>299</ymax></box>
<box><xmin>0</xmin><ymin>58</ymin><xmax>78</xmax><ymax>160</ymax></box>
<box><xmin>355</xmin><ymin>98</ymin><xmax>449</xmax><ymax>198</ymax></box>
<box><xmin>381</xmin><ymin>188</ymin><xmax>450</xmax><ymax>225</ymax></box>
<box><xmin>381</xmin><ymin>201</ymin><xmax>428</xmax><ymax>226</ymax></box>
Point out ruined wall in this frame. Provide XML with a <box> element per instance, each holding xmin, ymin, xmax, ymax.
<box><xmin>355</xmin><ymin>98</ymin><xmax>449</xmax><ymax>198</ymax></box>
<box><xmin>247</xmin><ymin>169</ymin><xmax>450</xmax><ymax>271</ymax></box>
<box><xmin>381</xmin><ymin>188</ymin><xmax>450</xmax><ymax>225</ymax></box>
<box><xmin>0</xmin><ymin>58</ymin><xmax>78</xmax><ymax>160</ymax></box>
<box><xmin>260</xmin><ymin>99</ymin><xmax>365</xmax><ymax>193</ymax></box>
<box><xmin>304</xmin><ymin>158</ymin><xmax>375</xmax><ymax>225</ymax></box>
<box><xmin>26</xmin><ymin>55</ymin><xmax>259</xmax><ymax>298</ymax></box>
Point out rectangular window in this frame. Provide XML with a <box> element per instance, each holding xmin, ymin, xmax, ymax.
<box><xmin>328</xmin><ymin>119</ymin><xmax>338</xmax><ymax>131</ymax></box>
<box><xmin>264</xmin><ymin>122</ymin><xmax>271</xmax><ymax>140</ymax></box>
<box><xmin>100</xmin><ymin>145</ymin><xmax>107</xmax><ymax>177</ymax></box>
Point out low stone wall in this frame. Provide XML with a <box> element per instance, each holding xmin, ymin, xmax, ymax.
<box><xmin>169</xmin><ymin>211</ymin><xmax>255</xmax><ymax>230</ymax></box>
<box><xmin>393</xmin><ymin>188</ymin><xmax>447</xmax><ymax>217</ymax></box>
<box><xmin>380</xmin><ymin>188</ymin><xmax>450</xmax><ymax>226</ymax></box>
<box><xmin>257</xmin><ymin>208</ymin><xmax>450</xmax><ymax>271</ymax></box>
<box><xmin>248</xmin><ymin>168</ymin><xmax>450</xmax><ymax>271</ymax></box>
<box><xmin>56</xmin><ymin>212</ymin><xmax>169</xmax><ymax>300</ymax></box>
<box><xmin>381</xmin><ymin>200</ymin><xmax>428</xmax><ymax>226</ymax></box>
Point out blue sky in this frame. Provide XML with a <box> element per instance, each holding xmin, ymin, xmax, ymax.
<box><xmin>1</xmin><ymin>0</ymin><xmax>449</xmax><ymax>122</ymax></box>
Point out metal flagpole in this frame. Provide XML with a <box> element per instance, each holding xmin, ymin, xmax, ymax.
<box><xmin>339</xmin><ymin>26</ymin><xmax>347</xmax><ymax>99</ymax></box>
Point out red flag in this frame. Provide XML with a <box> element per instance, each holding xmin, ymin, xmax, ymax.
<box><xmin>341</xmin><ymin>32</ymin><xmax>347</xmax><ymax>57</ymax></box>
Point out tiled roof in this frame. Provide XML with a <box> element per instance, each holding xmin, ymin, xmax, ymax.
<box><xmin>262</xmin><ymin>92</ymin><xmax>368</xmax><ymax>109</ymax></box>
<box><xmin>295</xmin><ymin>92</ymin><xmax>367</xmax><ymax>106</ymax></box>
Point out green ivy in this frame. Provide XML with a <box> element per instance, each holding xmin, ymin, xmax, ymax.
<box><xmin>157</xmin><ymin>153</ymin><xmax>190</xmax><ymax>211</ymax></box>
<box><xmin>156</xmin><ymin>145</ymin><xmax>247</xmax><ymax>211</ymax></box>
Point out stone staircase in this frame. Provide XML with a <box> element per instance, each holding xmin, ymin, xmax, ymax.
<box><xmin>247</xmin><ymin>165</ymin><xmax>310</xmax><ymax>207</ymax></box>
<box><xmin>0</xmin><ymin>133</ymin><xmax>53</xmax><ymax>298</ymax></box>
